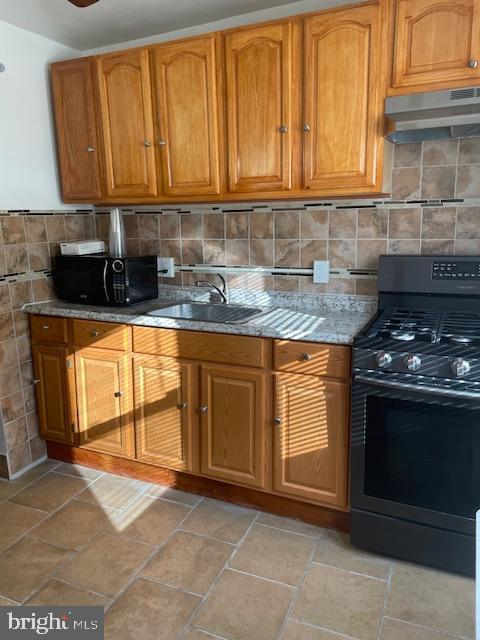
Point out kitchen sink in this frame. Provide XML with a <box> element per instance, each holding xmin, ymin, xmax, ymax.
<box><xmin>147</xmin><ymin>302</ymin><xmax>264</xmax><ymax>324</ymax></box>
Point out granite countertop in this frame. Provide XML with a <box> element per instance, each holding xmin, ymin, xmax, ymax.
<box><xmin>24</xmin><ymin>288</ymin><xmax>375</xmax><ymax>345</ymax></box>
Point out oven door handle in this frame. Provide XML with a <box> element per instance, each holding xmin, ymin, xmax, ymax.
<box><xmin>102</xmin><ymin>259</ymin><xmax>110</xmax><ymax>303</ymax></box>
<box><xmin>355</xmin><ymin>373</ymin><xmax>480</xmax><ymax>401</ymax></box>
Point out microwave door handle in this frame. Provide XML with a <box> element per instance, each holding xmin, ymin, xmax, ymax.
<box><xmin>102</xmin><ymin>259</ymin><xmax>110</xmax><ymax>303</ymax></box>
<box><xmin>355</xmin><ymin>373</ymin><xmax>480</xmax><ymax>402</ymax></box>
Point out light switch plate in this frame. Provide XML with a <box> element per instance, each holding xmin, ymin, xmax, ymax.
<box><xmin>313</xmin><ymin>260</ymin><xmax>330</xmax><ymax>284</ymax></box>
<box><xmin>157</xmin><ymin>257</ymin><xmax>175</xmax><ymax>278</ymax></box>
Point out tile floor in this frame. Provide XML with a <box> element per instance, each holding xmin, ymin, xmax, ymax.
<box><xmin>0</xmin><ymin>459</ymin><xmax>475</xmax><ymax>640</ymax></box>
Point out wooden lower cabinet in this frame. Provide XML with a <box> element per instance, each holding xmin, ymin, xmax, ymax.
<box><xmin>75</xmin><ymin>347</ymin><xmax>134</xmax><ymax>457</ymax></box>
<box><xmin>133</xmin><ymin>355</ymin><xmax>197</xmax><ymax>471</ymax></box>
<box><xmin>273</xmin><ymin>372</ymin><xmax>349</xmax><ymax>508</ymax></box>
<box><xmin>200</xmin><ymin>363</ymin><xmax>269</xmax><ymax>489</ymax></box>
<box><xmin>33</xmin><ymin>344</ymin><xmax>76</xmax><ymax>444</ymax></box>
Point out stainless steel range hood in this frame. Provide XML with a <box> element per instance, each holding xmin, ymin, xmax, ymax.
<box><xmin>385</xmin><ymin>86</ymin><xmax>480</xmax><ymax>143</ymax></box>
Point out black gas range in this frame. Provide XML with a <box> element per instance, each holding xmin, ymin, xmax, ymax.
<box><xmin>350</xmin><ymin>255</ymin><xmax>480</xmax><ymax>576</ymax></box>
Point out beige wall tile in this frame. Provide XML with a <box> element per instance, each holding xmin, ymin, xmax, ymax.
<box><xmin>181</xmin><ymin>213</ymin><xmax>203</xmax><ymax>239</ymax></box>
<box><xmin>226</xmin><ymin>212</ymin><xmax>249</xmax><ymax>239</ymax></box>
<box><xmin>275</xmin><ymin>211</ymin><xmax>299</xmax><ymax>239</ymax></box>
<box><xmin>394</xmin><ymin>143</ymin><xmax>422</xmax><ymax>167</ymax></box>
<box><xmin>138</xmin><ymin>214</ymin><xmax>159</xmax><ymax>239</ymax></box>
<box><xmin>455</xmin><ymin>239</ymin><xmax>480</xmax><ymax>254</ymax></box>
<box><xmin>250</xmin><ymin>239</ymin><xmax>274</xmax><ymax>266</ymax></box>
<box><xmin>122</xmin><ymin>213</ymin><xmax>138</xmax><ymax>239</ymax></box>
<box><xmin>423</xmin><ymin>140</ymin><xmax>458</xmax><ymax>166</ymax></box>
<box><xmin>0</xmin><ymin>218</ymin><xmax>25</xmax><ymax>245</ymax></box>
<box><xmin>29</xmin><ymin>436</ymin><xmax>47</xmax><ymax>462</ymax></box>
<box><xmin>459</xmin><ymin>138</ymin><xmax>480</xmax><ymax>163</ymax></box>
<box><xmin>182</xmin><ymin>239</ymin><xmax>203</xmax><ymax>264</ymax></box>
<box><xmin>3</xmin><ymin>416</ymin><xmax>28</xmax><ymax>452</ymax></box>
<box><xmin>392</xmin><ymin>168</ymin><xmax>421</xmax><ymax>199</ymax></box>
<box><xmin>422</xmin><ymin>166</ymin><xmax>456</xmax><ymax>199</ymax></box>
<box><xmin>203</xmin><ymin>239</ymin><xmax>225</xmax><ymax>264</ymax></box>
<box><xmin>300</xmin><ymin>211</ymin><xmax>328</xmax><ymax>239</ymax></box>
<box><xmin>328</xmin><ymin>210</ymin><xmax>357</xmax><ymax>238</ymax></box>
<box><xmin>250</xmin><ymin>212</ymin><xmax>273</xmax><ymax>239</ymax></box>
<box><xmin>457</xmin><ymin>164</ymin><xmax>480</xmax><ymax>197</ymax></box>
<box><xmin>300</xmin><ymin>240</ymin><xmax>327</xmax><ymax>267</ymax></box>
<box><xmin>275</xmin><ymin>240</ymin><xmax>300</xmax><ymax>268</ymax></box>
<box><xmin>160</xmin><ymin>239</ymin><xmax>181</xmax><ymax>263</ymax></box>
<box><xmin>65</xmin><ymin>216</ymin><xmax>84</xmax><ymax>241</ymax></box>
<box><xmin>27</xmin><ymin>243</ymin><xmax>50</xmax><ymax>271</ymax></box>
<box><xmin>328</xmin><ymin>240</ymin><xmax>356</xmax><ymax>268</ymax></box>
<box><xmin>388</xmin><ymin>209</ymin><xmax>421</xmax><ymax>239</ymax></box>
<box><xmin>226</xmin><ymin>239</ymin><xmax>249</xmax><ymax>266</ymax></box>
<box><xmin>357</xmin><ymin>240</ymin><xmax>387</xmax><ymax>269</ymax></box>
<box><xmin>358</xmin><ymin>209</ymin><xmax>388</xmax><ymax>238</ymax></box>
<box><xmin>421</xmin><ymin>208</ymin><xmax>456</xmax><ymax>239</ymax></box>
<box><xmin>388</xmin><ymin>239</ymin><xmax>421</xmax><ymax>254</ymax></box>
<box><xmin>203</xmin><ymin>213</ymin><xmax>224</xmax><ymax>239</ymax></box>
<box><xmin>421</xmin><ymin>240</ymin><xmax>454</xmax><ymax>255</ymax></box>
<box><xmin>9</xmin><ymin>282</ymin><xmax>33</xmax><ymax>310</ymax></box>
<box><xmin>24</xmin><ymin>216</ymin><xmax>47</xmax><ymax>244</ymax></box>
<box><xmin>45</xmin><ymin>216</ymin><xmax>66</xmax><ymax>242</ymax></box>
<box><xmin>5</xmin><ymin>245</ymin><xmax>28</xmax><ymax>274</ymax></box>
<box><xmin>456</xmin><ymin>207</ymin><xmax>480</xmax><ymax>238</ymax></box>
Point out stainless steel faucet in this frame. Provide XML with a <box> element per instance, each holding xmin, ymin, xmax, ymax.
<box><xmin>195</xmin><ymin>274</ymin><xmax>229</xmax><ymax>303</ymax></box>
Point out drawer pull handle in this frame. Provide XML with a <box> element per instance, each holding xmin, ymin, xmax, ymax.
<box><xmin>200</xmin><ymin>405</ymin><xmax>208</xmax><ymax>413</ymax></box>
<box><xmin>468</xmin><ymin>59</ymin><xmax>478</xmax><ymax>69</ymax></box>
<box><xmin>178</xmin><ymin>401</ymin><xmax>188</xmax><ymax>409</ymax></box>
<box><xmin>90</xmin><ymin>330</ymin><xmax>101</xmax><ymax>337</ymax></box>
<box><xmin>274</xmin><ymin>417</ymin><xmax>282</xmax><ymax>426</ymax></box>
<box><xmin>301</xmin><ymin>353</ymin><xmax>312</xmax><ymax>361</ymax></box>
<box><xmin>114</xmin><ymin>391</ymin><xmax>123</xmax><ymax>398</ymax></box>
<box><xmin>41</xmin><ymin>324</ymin><xmax>50</xmax><ymax>330</ymax></box>
<box><xmin>33</xmin><ymin>378</ymin><xmax>41</xmax><ymax>385</ymax></box>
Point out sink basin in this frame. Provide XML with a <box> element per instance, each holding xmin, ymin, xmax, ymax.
<box><xmin>147</xmin><ymin>302</ymin><xmax>264</xmax><ymax>324</ymax></box>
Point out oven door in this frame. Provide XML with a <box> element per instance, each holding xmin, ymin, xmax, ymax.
<box><xmin>351</xmin><ymin>370</ymin><xmax>480</xmax><ymax>535</ymax></box>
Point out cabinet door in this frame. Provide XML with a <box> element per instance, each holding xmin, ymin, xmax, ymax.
<box><xmin>303</xmin><ymin>5</ymin><xmax>383</xmax><ymax>191</ymax></box>
<box><xmin>97</xmin><ymin>49</ymin><xmax>157</xmax><ymax>198</ymax></box>
<box><xmin>33</xmin><ymin>344</ymin><xmax>76</xmax><ymax>444</ymax></box>
<box><xmin>134</xmin><ymin>356</ymin><xmax>197</xmax><ymax>471</ymax></box>
<box><xmin>224</xmin><ymin>22</ymin><xmax>292</xmax><ymax>192</ymax></box>
<box><xmin>75</xmin><ymin>347</ymin><xmax>134</xmax><ymax>457</ymax></box>
<box><xmin>273</xmin><ymin>373</ymin><xmax>349</xmax><ymax>508</ymax></box>
<box><xmin>152</xmin><ymin>35</ymin><xmax>223</xmax><ymax>196</ymax></box>
<box><xmin>392</xmin><ymin>0</ymin><xmax>480</xmax><ymax>91</ymax></box>
<box><xmin>200</xmin><ymin>364</ymin><xmax>268</xmax><ymax>488</ymax></box>
<box><xmin>51</xmin><ymin>58</ymin><xmax>103</xmax><ymax>202</ymax></box>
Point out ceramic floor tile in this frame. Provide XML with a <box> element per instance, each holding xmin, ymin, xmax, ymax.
<box><xmin>314</xmin><ymin>529</ymin><xmax>391</xmax><ymax>580</ymax></box>
<box><xmin>14</xmin><ymin>459</ymin><xmax>61</xmax><ymax>484</ymax></box>
<box><xmin>385</xmin><ymin>562</ymin><xmax>475</xmax><ymax>639</ymax></box>
<box><xmin>230</xmin><ymin>524</ymin><xmax>316</xmax><ymax>586</ymax></box>
<box><xmin>0</xmin><ymin>595</ymin><xmax>18</xmax><ymax>606</ymax></box>
<box><xmin>8</xmin><ymin>472</ymin><xmax>89</xmax><ymax>512</ymax></box>
<box><xmin>182</xmin><ymin>498</ymin><xmax>257</xmax><ymax>544</ymax></box>
<box><xmin>281</xmin><ymin>620</ymin><xmax>345</xmax><ymax>639</ymax></box>
<box><xmin>182</xmin><ymin>629</ymin><xmax>225</xmax><ymax>640</ymax></box>
<box><xmin>256</xmin><ymin>512</ymin><xmax>324</xmax><ymax>538</ymax></box>
<box><xmin>105</xmin><ymin>577</ymin><xmax>201</xmax><ymax>640</ymax></box>
<box><xmin>0</xmin><ymin>501</ymin><xmax>48</xmax><ymax>553</ymax></box>
<box><xmin>54</xmin><ymin>462</ymin><xmax>103</xmax><ymax>481</ymax></box>
<box><xmin>26</xmin><ymin>579</ymin><xmax>108</xmax><ymax>607</ymax></box>
<box><xmin>0</xmin><ymin>480</ymin><xmax>24</xmax><ymax>502</ymax></box>
<box><xmin>293</xmin><ymin>563</ymin><xmax>386</xmax><ymax>640</ymax></box>
<box><xmin>0</xmin><ymin>537</ymin><xmax>73</xmax><ymax>602</ymax></box>
<box><xmin>381</xmin><ymin>618</ymin><xmax>460</xmax><ymax>640</ymax></box>
<box><xmin>146</xmin><ymin>483</ymin><xmax>203</xmax><ymax>507</ymax></box>
<box><xmin>193</xmin><ymin>569</ymin><xmax>294</xmax><ymax>640</ymax></box>
<box><xmin>76</xmin><ymin>474</ymin><xmax>149</xmax><ymax>511</ymax></box>
<box><xmin>142</xmin><ymin>531</ymin><xmax>234</xmax><ymax>595</ymax></box>
<box><xmin>57</xmin><ymin>531</ymin><xmax>154</xmax><ymax>597</ymax></box>
<box><xmin>106</xmin><ymin>495</ymin><xmax>190</xmax><ymax>546</ymax></box>
<box><xmin>29</xmin><ymin>500</ymin><xmax>119</xmax><ymax>550</ymax></box>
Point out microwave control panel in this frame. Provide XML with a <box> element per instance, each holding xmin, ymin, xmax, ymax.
<box><xmin>432</xmin><ymin>261</ymin><xmax>480</xmax><ymax>280</ymax></box>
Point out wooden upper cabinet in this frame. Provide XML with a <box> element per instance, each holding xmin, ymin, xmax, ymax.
<box><xmin>273</xmin><ymin>372</ymin><xmax>349</xmax><ymax>508</ymax></box>
<box><xmin>75</xmin><ymin>347</ymin><xmax>134</xmax><ymax>457</ymax></box>
<box><xmin>200</xmin><ymin>364</ymin><xmax>268</xmax><ymax>489</ymax></box>
<box><xmin>134</xmin><ymin>355</ymin><xmax>197</xmax><ymax>471</ymax></box>
<box><xmin>33</xmin><ymin>344</ymin><xmax>76</xmax><ymax>445</ymax></box>
<box><xmin>303</xmin><ymin>4</ymin><xmax>384</xmax><ymax>192</ymax></box>
<box><xmin>51</xmin><ymin>58</ymin><xmax>103</xmax><ymax>202</ymax></box>
<box><xmin>392</xmin><ymin>0</ymin><xmax>480</xmax><ymax>92</ymax></box>
<box><xmin>97</xmin><ymin>49</ymin><xmax>157</xmax><ymax>198</ymax></box>
<box><xmin>224</xmin><ymin>22</ymin><xmax>292</xmax><ymax>192</ymax></box>
<box><xmin>152</xmin><ymin>35</ymin><xmax>223</xmax><ymax>196</ymax></box>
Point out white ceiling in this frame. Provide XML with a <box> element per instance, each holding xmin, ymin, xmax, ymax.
<box><xmin>0</xmin><ymin>0</ymin><xmax>320</xmax><ymax>51</ymax></box>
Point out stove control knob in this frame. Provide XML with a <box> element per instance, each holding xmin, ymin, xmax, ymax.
<box><xmin>405</xmin><ymin>354</ymin><xmax>422</xmax><ymax>372</ymax></box>
<box><xmin>376</xmin><ymin>351</ymin><xmax>392</xmax><ymax>369</ymax></box>
<box><xmin>451</xmin><ymin>358</ymin><xmax>471</xmax><ymax>377</ymax></box>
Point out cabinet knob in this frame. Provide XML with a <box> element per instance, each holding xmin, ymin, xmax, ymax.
<box><xmin>200</xmin><ymin>405</ymin><xmax>208</xmax><ymax>413</ymax></box>
<box><xmin>33</xmin><ymin>378</ymin><xmax>41</xmax><ymax>385</ymax></box>
<box><xmin>114</xmin><ymin>391</ymin><xmax>123</xmax><ymax>398</ymax></box>
<box><xmin>301</xmin><ymin>352</ymin><xmax>312</xmax><ymax>361</ymax></box>
<box><xmin>274</xmin><ymin>417</ymin><xmax>282</xmax><ymax>426</ymax></box>
<box><xmin>90</xmin><ymin>329</ymin><xmax>100</xmax><ymax>337</ymax></box>
<box><xmin>87</xmin><ymin>146</ymin><xmax>95</xmax><ymax>153</ymax></box>
<box><xmin>41</xmin><ymin>324</ymin><xmax>50</xmax><ymax>330</ymax></box>
<box><xmin>158</xmin><ymin>139</ymin><xmax>166</xmax><ymax>147</ymax></box>
<box><xmin>304</xmin><ymin>123</ymin><xmax>311</xmax><ymax>132</ymax></box>
<box><xmin>279</xmin><ymin>125</ymin><xmax>288</xmax><ymax>134</ymax></box>
<box><xmin>178</xmin><ymin>401</ymin><xmax>188</xmax><ymax>409</ymax></box>
<box><xmin>468</xmin><ymin>59</ymin><xmax>478</xmax><ymax>69</ymax></box>
<box><xmin>143</xmin><ymin>140</ymin><xmax>152</xmax><ymax>147</ymax></box>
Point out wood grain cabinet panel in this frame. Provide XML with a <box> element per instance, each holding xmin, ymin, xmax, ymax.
<box><xmin>75</xmin><ymin>347</ymin><xmax>134</xmax><ymax>457</ymax></box>
<box><xmin>97</xmin><ymin>49</ymin><xmax>157</xmax><ymax>198</ymax></box>
<box><xmin>274</xmin><ymin>340</ymin><xmax>351</xmax><ymax>380</ymax></box>
<box><xmin>224</xmin><ymin>22</ymin><xmax>293</xmax><ymax>192</ymax></box>
<box><xmin>392</xmin><ymin>0</ymin><xmax>480</xmax><ymax>92</ymax></box>
<box><xmin>273</xmin><ymin>372</ymin><xmax>349</xmax><ymax>507</ymax></box>
<box><xmin>51</xmin><ymin>58</ymin><xmax>103</xmax><ymax>202</ymax></box>
<box><xmin>200</xmin><ymin>364</ymin><xmax>268</xmax><ymax>489</ymax></box>
<box><xmin>72</xmin><ymin>319</ymin><xmax>130</xmax><ymax>351</ymax></box>
<box><xmin>33</xmin><ymin>344</ymin><xmax>76</xmax><ymax>444</ymax></box>
<box><xmin>152</xmin><ymin>35</ymin><xmax>223</xmax><ymax>196</ymax></box>
<box><xmin>303</xmin><ymin>4</ymin><xmax>384</xmax><ymax>192</ymax></box>
<box><xmin>30</xmin><ymin>316</ymin><xmax>68</xmax><ymax>344</ymax></box>
<box><xmin>133</xmin><ymin>355</ymin><xmax>197</xmax><ymax>471</ymax></box>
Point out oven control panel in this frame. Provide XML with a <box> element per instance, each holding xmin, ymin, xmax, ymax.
<box><xmin>432</xmin><ymin>261</ymin><xmax>480</xmax><ymax>280</ymax></box>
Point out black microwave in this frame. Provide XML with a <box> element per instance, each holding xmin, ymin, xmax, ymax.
<box><xmin>54</xmin><ymin>255</ymin><xmax>158</xmax><ymax>306</ymax></box>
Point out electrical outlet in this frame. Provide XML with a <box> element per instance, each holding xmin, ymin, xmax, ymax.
<box><xmin>313</xmin><ymin>260</ymin><xmax>330</xmax><ymax>284</ymax></box>
<box><xmin>157</xmin><ymin>257</ymin><xmax>175</xmax><ymax>278</ymax></box>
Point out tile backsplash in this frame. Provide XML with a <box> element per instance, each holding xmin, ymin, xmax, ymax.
<box><xmin>0</xmin><ymin>137</ymin><xmax>479</xmax><ymax>477</ymax></box>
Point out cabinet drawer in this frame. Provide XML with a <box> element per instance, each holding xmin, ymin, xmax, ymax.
<box><xmin>273</xmin><ymin>340</ymin><xmax>350</xmax><ymax>380</ymax></box>
<box><xmin>73</xmin><ymin>319</ymin><xmax>129</xmax><ymax>351</ymax></box>
<box><xmin>30</xmin><ymin>315</ymin><xmax>68</xmax><ymax>344</ymax></box>
<box><xmin>133</xmin><ymin>327</ymin><xmax>268</xmax><ymax>368</ymax></box>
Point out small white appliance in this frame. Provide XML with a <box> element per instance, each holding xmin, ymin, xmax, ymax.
<box><xmin>60</xmin><ymin>240</ymin><xmax>105</xmax><ymax>256</ymax></box>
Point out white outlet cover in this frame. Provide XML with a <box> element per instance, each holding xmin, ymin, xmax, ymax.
<box><xmin>313</xmin><ymin>260</ymin><xmax>330</xmax><ymax>284</ymax></box>
<box><xmin>157</xmin><ymin>256</ymin><xmax>175</xmax><ymax>278</ymax></box>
